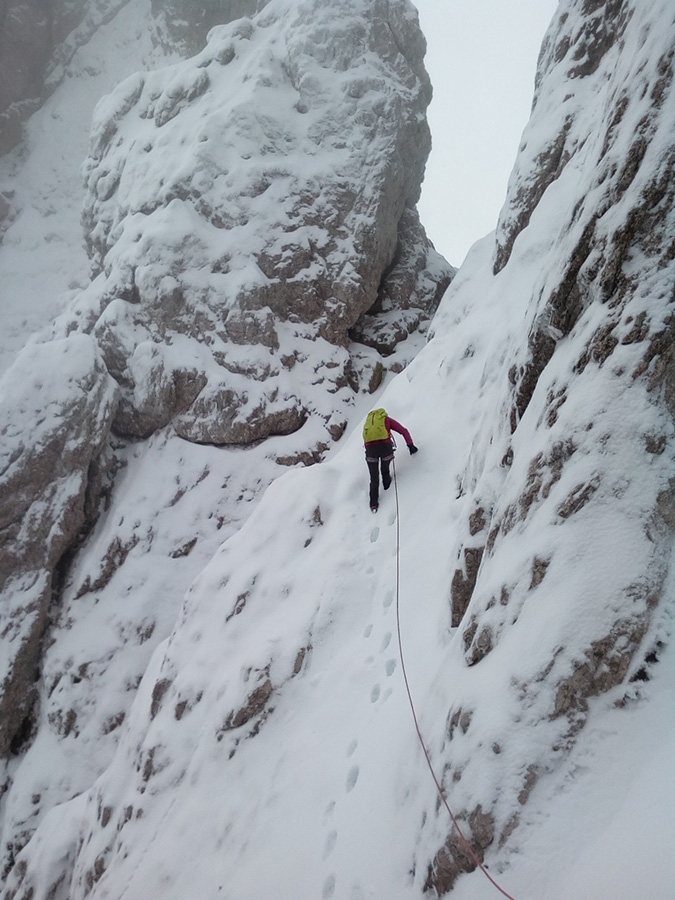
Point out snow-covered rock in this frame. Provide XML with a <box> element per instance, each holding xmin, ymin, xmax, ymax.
<box><xmin>0</xmin><ymin>0</ymin><xmax>450</xmax><ymax>883</ymax></box>
<box><xmin>3</xmin><ymin>0</ymin><xmax>675</xmax><ymax>898</ymax></box>
<box><xmin>428</xmin><ymin>0</ymin><xmax>675</xmax><ymax>888</ymax></box>
<box><xmin>0</xmin><ymin>336</ymin><xmax>117</xmax><ymax>758</ymax></box>
<box><xmin>150</xmin><ymin>0</ymin><xmax>271</xmax><ymax>56</ymax></box>
<box><xmin>55</xmin><ymin>0</ymin><xmax>450</xmax><ymax>447</ymax></box>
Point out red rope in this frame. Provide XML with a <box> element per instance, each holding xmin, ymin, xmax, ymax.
<box><xmin>391</xmin><ymin>456</ymin><xmax>517</xmax><ymax>900</ymax></box>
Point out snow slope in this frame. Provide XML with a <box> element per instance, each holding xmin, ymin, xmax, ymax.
<box><xmin>1</xmin><ymin>0</ymin><xmax>447</xmax><ymax>881</ymax></box>
<box><xmin>6</xmin><ymin>224</ymin><xmax>673</xmax><ymax>897</ymax></box>
<box><xmin>3</xmin><ymin>0</ymin><xmax>675</xmax><ymax>898</ymax></box>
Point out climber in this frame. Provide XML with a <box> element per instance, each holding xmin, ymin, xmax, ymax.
<box><xmin>363</xmin><ymin>408</ymin><xmax>417</xmax><ymax>512</ymax></box>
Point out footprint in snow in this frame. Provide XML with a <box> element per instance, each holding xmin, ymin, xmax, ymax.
<box><xmin>385</xmin><ymin>659</ymin><xmax>397</xmax><ymax>677</ymax></box>
<box><xmin>380</xmin><ymin>632</ymin><xmax>392</xmax><ymax>651</ymax></box>
<box><xmin>346</xmin><ymin>765</ymin><xmax>359</xmax><ymax>792</ymax></box>
<box><xmin>322</xmin><ymin>874</ymin><xmax>336</xmax><ymax>898</ymax></box>
<box><xmin>363</xmin><ymin>624</ymin><xmax>373</xmax><ymax>638</ymax></box>
<box><xmin>383</xmin><ymin>590</ymin><xmax>394</xmax><ymax>609</ymax></box>
<box><xmin>387</xmin><ymin>510</ymin><xmax>396</xmax><ymax>526</ymax></box>
<box><xmin>371</xmin><ymin>684</ymin><xmax>380</xmax><ymax>703</ymax></box>
<box><xmin>346</xmin><ymin>739</ymin><xmax>358</xmax><ymax>757</ymax></box>
<box><xmin>369</xmin><ymin>526</ymin><xmax>379</xmax><ymax>543</ymax></box>
<box><xmin>322</xmin><ymin>830</ymin><xmax>338</xmax><ymax>860</ymax></box>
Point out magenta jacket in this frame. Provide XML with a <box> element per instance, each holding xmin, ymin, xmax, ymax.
<box><xmin>364</xmin><ymin>416</ymin><xmax>413</xmax><ymax>448</ymax></box>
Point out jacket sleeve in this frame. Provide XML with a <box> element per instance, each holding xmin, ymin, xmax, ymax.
<box><xmin>385</xmin><ymin>417</ymin><xmax>412</xmax><ymax>446</ymax></box>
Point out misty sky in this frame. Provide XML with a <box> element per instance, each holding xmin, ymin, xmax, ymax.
<box><xmin>414</xmin><ymin>0</ymin><xmax>559</xmax><ymax>267</ymax></box>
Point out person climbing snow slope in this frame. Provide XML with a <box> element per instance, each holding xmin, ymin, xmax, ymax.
<box><xmin>362</xmin><ymin>408</ymin><xmax>418</xmax><ymax>512</ymax></box>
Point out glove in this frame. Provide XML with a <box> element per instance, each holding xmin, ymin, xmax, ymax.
<box><xmin>408</xmin><ymin>444</ymin><xmax>418</xmax><ymax>455</ymax></box>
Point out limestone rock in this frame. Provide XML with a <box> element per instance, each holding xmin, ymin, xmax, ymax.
<box><xmin>0</xmin><ymin>1</ymin><xmax>450</xmax><ymax>874</ymax></box>
<box><xmin>431</xmin><ymin>0</ymin><xmax>675</xmax><ymax>886</ymax></box>
<box><xmin>350</xmin><ymin>207</ymin><xmax>455</xmax><ymax>354</ymax></box>
<box><xmin>0</xmin><ymin>335</ymin><xmax>118</xmax><ymax>756</ymax></box>
<box><xmin>151</xmin><ymin>0</ymin><xmax>271</xmax><ymax>56</ymax></box>
<box><xmin>63</xmin><ymin>0</ymin><xmax>450</xmax><ymax>448</ymax></box>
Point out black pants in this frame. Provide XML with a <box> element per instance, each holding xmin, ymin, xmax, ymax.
<box><xmin>365</xmin><ymin>442</ymin><xmax>393</xmax><ymax>507</ymax></box>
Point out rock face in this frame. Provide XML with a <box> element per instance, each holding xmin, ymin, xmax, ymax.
<box><xmin>0</xmin><ymin>336</ymin><xmax>118</xmax><ymax>757</ymax></box>
<box><xmin>2</xmin><ymin>0</ymin><xmax>675</xmax><ymax>897</ymax></box>
<box><xmin>53</xmin><ymin>0</ymin><xmax>450</xmax><ymax>447</ymax></box>
<box><xmin>151</xmin><ymin>0</ymin><xmax>271</xmax><ymax>55</ymax></box>
<box><xmin>426</xmin><ymin>0</ymin><xmax>675</xmax><ymax>890</ymax></box>
<box><xmin>0</xmin><ymin>0</ymin><xmax>450</xmax><ymax>884</ymax></box>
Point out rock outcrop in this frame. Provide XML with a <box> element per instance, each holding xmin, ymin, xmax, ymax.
<box><xmin>2</xmin><ymin>0</ymin><xmax>675</xmax><ymax>897</ymax></box>
<box><xmin>0</xmin><ymin>0</ymin><xmax>450</xmax><ymax>882</ymax></box>
<box><xmin>427</xmin><ymin>0</ymin><xmax>675</xmax><ymax>889</ymax></box>
<box><xmin>0</xmin><ymin>336</ymin><xmax>118</xmax><ymax>757</ymax></box>
<box><xmin>151</xmin><ymin>0</ymin><xmax>271</xmax><ymax>56</ymax></box>
<box><xmin>49</xmin><ymin>0</ymin><xmax>450</xmax><ymax>447</ymax></box>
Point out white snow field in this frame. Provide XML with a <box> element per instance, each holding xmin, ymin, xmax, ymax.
<box><xmin>1</xmin><ymin>0</ymin><xmax>675</xmax><ymax>898</ymax></box>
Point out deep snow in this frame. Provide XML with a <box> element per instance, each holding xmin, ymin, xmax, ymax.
<box><xmin>5</xmin><ymin>229</ymin><xmax>674</xmax><ymax>897</ymax></box>
<box><xmin>1</xmin><ymin>0</ymin><xmax>675</xmax><ymax>898</ymax></box>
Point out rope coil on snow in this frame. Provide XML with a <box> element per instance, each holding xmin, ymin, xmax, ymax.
<box><xmin>391</xmin><ymin>456</ymin><xmax>517</xmax><ymax>900</ymax></box>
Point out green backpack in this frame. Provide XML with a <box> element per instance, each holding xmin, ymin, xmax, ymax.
<box><xmin>363</xmin><ymin>408</ymin><xmax>389</xmax><ymax>442</ymax></box>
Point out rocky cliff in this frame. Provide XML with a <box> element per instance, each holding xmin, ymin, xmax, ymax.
<box><xmin>2</xmin><ymin>0</ymin><xmax>674</xmax><ymax>898</ymax></box>
<box><xmin>66</xmin><ymin>0</ymin><xmax>446</xmax><ymax>446</ymax></box>
<box><xmin>426</xmin><ymin>0</ymin><xmax>675</xmax><ymax>888</ymax></box>
<box><xmin>0</xmin><ymin>0</ymin><xmax>452</xmax><ymax>885</ymax></box>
